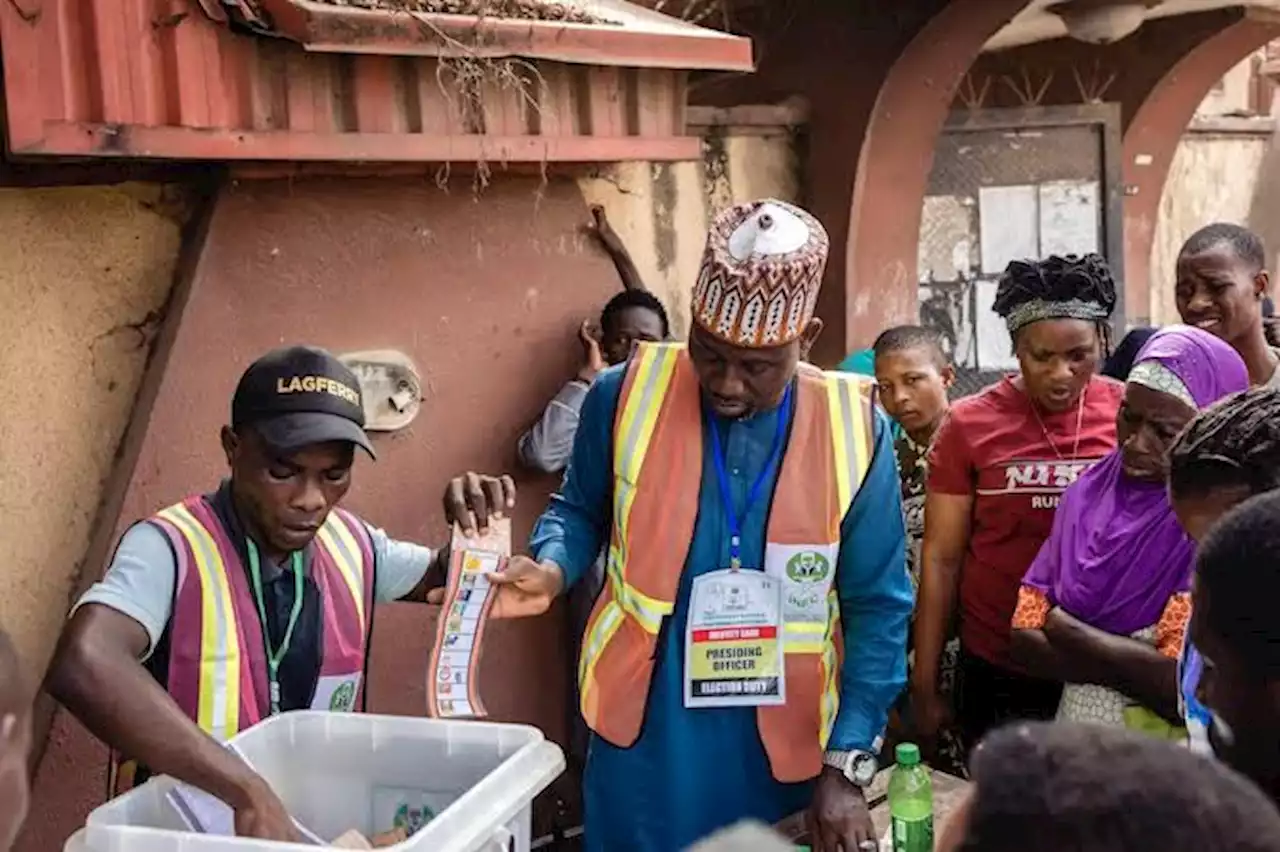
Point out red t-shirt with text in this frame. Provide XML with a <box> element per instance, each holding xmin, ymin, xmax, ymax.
<box><xmin>927</xmin><ymin>375</ymin><xmax>1124</xmax><ymax>666</ymax></box>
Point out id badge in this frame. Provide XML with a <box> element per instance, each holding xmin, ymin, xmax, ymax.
<box><xmin>312</xmin><ymin>673</ymin><xmax>362</xmax><ymax>712</ymax></box>
<box><xmin>684</xmin><ymin>569</ymin><xmax>786</xmax><ymax>709</ymax></box>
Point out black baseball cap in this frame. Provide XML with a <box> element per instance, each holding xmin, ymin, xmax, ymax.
<box><xmin>231</xmin><ymin>346</ymin><xmax>375</xmax><ymax>459</ymax></box>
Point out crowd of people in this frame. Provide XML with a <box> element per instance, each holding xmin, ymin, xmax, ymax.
<box><xmin>4</xmin><ymin>203</ymin><xmax>1280</xmax><ymax>852</ymax></box>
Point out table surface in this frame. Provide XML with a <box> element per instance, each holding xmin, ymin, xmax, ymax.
<box><xmin>868</xmin><ymin>769</ymin><xmax>969</xmax><ymax>837</ymax></box>
<box><xmin>773</xmin><ymin>769</ymin><xmax>971</xmax><ymax>845</ymax></box>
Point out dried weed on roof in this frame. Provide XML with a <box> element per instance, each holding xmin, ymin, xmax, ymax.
<box><xmin>311</xmin><ymin>0</ymin><xmax>604</xmax><ymax>24</ymax></box>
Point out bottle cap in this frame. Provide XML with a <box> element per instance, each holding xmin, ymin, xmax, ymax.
<box><xmin>896</xmin><ymin>742</ymin><xmax>921</xmax><ymax>766</ymax></box>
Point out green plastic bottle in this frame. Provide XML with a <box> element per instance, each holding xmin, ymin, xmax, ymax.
<box><xmin>888</xmin><ymin>743</ymin><xmax>933</xmax><ymax>852</ymax></box>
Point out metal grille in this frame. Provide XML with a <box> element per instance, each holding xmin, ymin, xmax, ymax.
<box><xmin>919</xmin><ymin>119</ymin><xmax>1107</xmax><ymax>397</ymax></box>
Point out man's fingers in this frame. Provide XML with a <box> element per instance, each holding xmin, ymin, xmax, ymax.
<box><xmin>426</xmin><ymin>587</ymin><xmax>446</xmax><ymax>605</ymax></box>
<box><xmin>500</xmin><ymin>474</ymin><xmax>517</xmax><ymax>509</ymax></box>
<box><xmin>443</xmin><ymin>478</ymin><xmax>473</xmax><ymax>535</ymax></box>
<box><xmin>488</xmin><ymin>558</ymin><xmax>530</xmax><ymax>586</ymax></box>
<box><xmin>481</xmin><ymin>477</ymin><xmax>506</xmax><ymax>520</ymax></box>
<box><xmin>465</xmin><ymin>471</ymin><xmax>491</xmax><ymax>532</ymax></box>
<box><xmin>808</xmin><ymin>812</ymin><xmax>832</xmax><ymax>852</ymax></box>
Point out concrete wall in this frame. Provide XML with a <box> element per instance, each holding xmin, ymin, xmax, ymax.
<box><xmin>1149</xmin><ymin>121</ymin><xmax>1274</xmax><ymax>324</ymax></box>
<box><xmin>578</xmin><ymin>127</ymin><xmax>801</xmax><ymax>337</ymax></box>
<box><xmin>17</xmin><ymin>124</ymin><xmax>799</xmax><ymax>851</ymax></box>
<box><xmin>0</xmin><ymin>183</ymin><xmax>186</xmax><ymax>688</ymax></box>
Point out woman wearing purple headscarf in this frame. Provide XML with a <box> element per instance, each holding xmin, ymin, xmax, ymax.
<box><xmin>1009</xmin><ymin>325</ymin><xmax>1249</xmax><ymax>732</ymax></box>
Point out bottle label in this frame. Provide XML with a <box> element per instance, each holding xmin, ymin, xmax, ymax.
<box><xmin>892</xmin><ymin>813</ymin><xmax>933</xmax><ymax>852</ymax></box>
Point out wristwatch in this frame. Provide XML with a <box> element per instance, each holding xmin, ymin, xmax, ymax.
<box><xmin>822</xmin><ymin>749</ymin><xmax>878</xmax><ymax>787</ymax></box>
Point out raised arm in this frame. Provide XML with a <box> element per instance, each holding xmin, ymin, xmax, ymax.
<box><xmin>588</xmin><ymin>206</ymin><xmax>646</xmax><ymax>293</ymax></box>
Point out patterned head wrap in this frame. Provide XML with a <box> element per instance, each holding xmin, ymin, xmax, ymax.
<box><xmin>691</xmin><ymin>199</ymin><xmax>829</xmax><ymax>348</ymax></box>
<box><xmin>1128</xmin><ymin>361</ymin><xmax>1195</xmax><ymax>409</ymax></box>
<box><xmin>1003</xmin><ymin>298</ymin><xmax>1112</xmax><ymax>336</ymax></box>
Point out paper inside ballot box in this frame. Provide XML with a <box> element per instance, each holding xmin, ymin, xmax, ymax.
<box><xmin>330</xmin><ymin>827</ymin><xmax>409</xmax><ymax>848</ymax></box>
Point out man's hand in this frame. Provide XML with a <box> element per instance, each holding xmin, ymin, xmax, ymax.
<box><xmin>231</xmin><ymin>777</ymin><xmax>303</xmax><ymax>842</ymax></box>
<box><xmin>488</xmin><ymin>555</ymin><xmax>564</xmax><ymax>618</ymax></box>
<box><xmin>809</xmin><ymin>767</ymin><xmax>876</xmax><ymax>852</ymax></box>
<box><xmin>444</xmin><ymin>472</ymin><xmax>517</xmax><ymax>537</ymax></box>
<box><xmin>909</xmin><ymin>681</ymin><xmax>951</xmax><ymax>755</ymax></box>
<box><xmin>584</xmin><ymin>205</ymin><xmax>622</xmax><ymax>251</ymax></box>
<box><xmin>578</xmin><ymin>320</ymin><xmax>607</xmax><ymax>384</ymax></box>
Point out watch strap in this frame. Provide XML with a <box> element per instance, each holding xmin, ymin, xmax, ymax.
<box><xmin>822</xmin><ymin>749</ymin><xmax>877</xmax><ymax>786</ymax></box>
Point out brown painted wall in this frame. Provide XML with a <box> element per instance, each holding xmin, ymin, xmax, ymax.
<box><xmin>22</xmin><ymin>174</ymin><xmax>624</xmax><ymax>850</ymax></box>
<box><xmin>0</xmin><ymin>183</ymin><xmax>184</xmax><ymax>689</ymax></box>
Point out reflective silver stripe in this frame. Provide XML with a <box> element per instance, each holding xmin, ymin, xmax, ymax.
<box><xmin>835</xmin><ymin>375</ymin><xmax>861</xmax><ymax>517</ymax></box>
<box><xmin>579</xmin><ymin>599</ymin><xmax>625</xmax><ymax>688</ymax></box>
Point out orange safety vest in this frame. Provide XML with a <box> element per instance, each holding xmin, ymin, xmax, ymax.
<box><xmin>577</xmin><ymin>342</ymin><xmax>877</xmax><ymax>782</ymax></box>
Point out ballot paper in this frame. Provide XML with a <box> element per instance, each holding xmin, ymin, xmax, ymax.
<box><xmin>426</xmin><ymin>519</ymin><xmax>511</xmax><ymax>720</ymax></box>
<box><xmin>164</xmin><ymin>743</ymin><xmax>323</xmax><ymax>843</ymax></box>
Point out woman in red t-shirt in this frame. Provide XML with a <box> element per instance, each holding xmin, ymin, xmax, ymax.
<box><xmin>911</xmin><ymin>254</ymin><xmax>1125</xmax><ymax>757</ymax></box>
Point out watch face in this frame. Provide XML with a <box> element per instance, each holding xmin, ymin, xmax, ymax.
<box><xmin>850</xmin><ymin>753</ymin><xmax>877</xmax><ymax>786</ymax></box>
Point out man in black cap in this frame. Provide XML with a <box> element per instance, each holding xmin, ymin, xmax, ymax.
<box><xmin>46</xmin><ymin>346</ymin><xmax>514</xmax><ymax>842</ymax></box>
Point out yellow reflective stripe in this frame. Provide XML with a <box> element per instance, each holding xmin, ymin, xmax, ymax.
<box><xmin>604</xmin><ymin>544</ymin><xmax>667</xmax><ymax>634</ymax></box>
<box><xmin>612</xmin><ymin>346</ymin><xmax>679</xmax><ymax>589</ymax></box>
<box><xmin>819</xmin><ymin>591</ymin><xmax>841</xmax><ymax>748</ymax></box>
<box><xmin>783</xmin><ymin>621</ymin><xmax>827</xmax><ymax>654</ymax></box>
<box><xmin>159</xmin><ymin>505</ymin><xmax>241</xmax><ymax>741</ymax></box>
<box><xmin>826</xmin><ymin>373</ymin><xmax>873</xmax><ymax>518</ymax></box>
<box><xmin>578</xmin><ymin>599</ymin><xmax>626</xmax><ymax>694</ymax></box>
<box><xmin>846</xmin><ymin>378</ymin><xmax>871</xmax><ymax>489</ymax></box>
<box><xmin>316</xmin><ymin>519</ymin><xmax>366</xmax><ymax>631</ymax></box>
<box><xmin>825</xmin><ymin>375</ymin><xmax>854</xmax><ymax>515</ymax></box>
<box><xmin>820</xmin><ymin>636</ymin><xmax>840</xmax><ymax>748</ymax></box>
<box><xmin>607</xmin><ymin>343</ymin><xmax>680</xmax><ymax>630</ymax></box>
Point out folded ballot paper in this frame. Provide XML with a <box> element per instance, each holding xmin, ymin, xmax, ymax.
<box><xmin>164</xmin><ymin>743</ymin><xmax>324</xmax><ymax>844</ymax></box>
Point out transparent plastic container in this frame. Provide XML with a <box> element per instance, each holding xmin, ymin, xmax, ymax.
<box><xmin>67</xmin><ymin>712</ymin><xmax>564</xmax><ymax>852</ymax></box>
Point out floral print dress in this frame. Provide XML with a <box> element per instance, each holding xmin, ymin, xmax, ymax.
<box><xmin>898</xmin><ymin>430</ymin><xmax>967</xmax><ymax>777</ymax></box>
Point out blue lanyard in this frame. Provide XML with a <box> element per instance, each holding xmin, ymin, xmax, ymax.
<box><xmin>707</xmin><ymin>384</ymin><xmax>793</xmax><ymax>571</ymax></box>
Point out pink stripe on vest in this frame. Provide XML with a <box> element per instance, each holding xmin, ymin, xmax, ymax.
<box><xmin>315</xmin><ymin>508</ymin><xmax>376</xmax><ymax>710</ymax></box>
<box><xmin>155</xmin><ymin>496</ymin><xmax>373</xmax><ymax>737</ymax></box>
<box><xmin>148</xmin><ymin>515</ymin><xmax>202</xmax><ymax>723</ymax></box>
<box><xmin>187</xmin><ymin>498</ymin><xmax>272</xmax><ymax>726</ymax></box>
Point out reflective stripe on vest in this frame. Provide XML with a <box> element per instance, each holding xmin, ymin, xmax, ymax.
<box><xmin>155</xmin><ymin>500</ymin><xmax>373</xmax><ymax>741</ymax></box>
<box><xmin>579</xmin><ymin>342</ymin><xmax>877</xmax><ymax>780</ymax></box>
<box><xmin>157</xmin><ymin>501</ymin><xmax>243</xmax><ymax>741</ymax></box>
<box><xmin>609</xmin><ymin>343</ymin><xmax>680</xmax><ymax>634</ymax></box>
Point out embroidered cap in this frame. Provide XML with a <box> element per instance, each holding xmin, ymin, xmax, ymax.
<box><xmin>231</xmin><ymin>345</ymin><xmax>375</xmax><ymax>458</ymax></box>
<box><xmin>691</xmin><ymin>199</ymin><xmax>829</xmax><ymax>348</ymax></box>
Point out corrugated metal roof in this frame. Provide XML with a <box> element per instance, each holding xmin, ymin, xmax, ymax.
<box><xmin>0</xmin><ymin>0</ymin><xmax>749</xmax><ymax>162</ymax></box>
<box><xmin>234</xmin><ymin>0</ymin><xmax>754</xmax><ymax>71</ymax></box>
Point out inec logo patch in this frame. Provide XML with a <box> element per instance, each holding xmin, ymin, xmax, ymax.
<box><xmin>786</xmin><ymin>551</ymin><xmax>831</xmax><ymax>584</ymax></box>
<box><xmin>329</xmin><ymin>680</ymin><xmax>357</xmax><ymax>712</ymax></box>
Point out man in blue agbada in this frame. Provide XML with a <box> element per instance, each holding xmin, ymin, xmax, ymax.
<box><xmin>491</xmin><ymin>199</ymin><xmax>913</xmax><ymax>852</ymax></box>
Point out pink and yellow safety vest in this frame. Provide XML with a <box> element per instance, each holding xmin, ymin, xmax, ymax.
<box><xmin>154</xmin><ymin>496</ymin><xmax>372</xmax><ymax>737</ymax></box>
<box><xmin>577</xmin><ymin>342</ymin><xmax>876</xmax><ymax>783</ymax></box>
